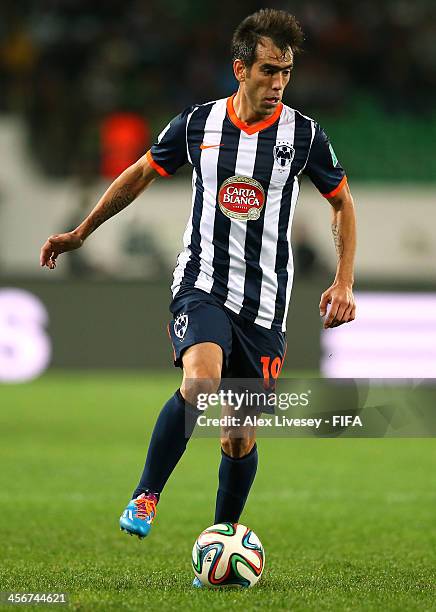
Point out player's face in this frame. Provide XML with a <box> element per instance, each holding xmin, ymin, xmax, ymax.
<box><xmin>245</xmin><ymin>37</ymin><xmax>293</xmax><ymax>117</ymax></box>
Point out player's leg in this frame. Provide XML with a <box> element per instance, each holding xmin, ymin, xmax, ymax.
<box><xmin>180</xmin><ymin>342</ymin><xmax>222</xmax><ymax>405</ymax></box>
<box><xmin>120</xmin><ymin>343</ymin><xmax>222</xmax><ymax>538</ymax></box>
<box><xmin>120</xmin><ymin>290</ymin><xmax>232</xmax><ymax>538</ymax></box>
<box><xmin>215</xmin><ymin>403</ymin><xmax>258</xmax><ymax>523</ymax></box>
<box><xmin>132</xmin><ymin>341</ymin><xmax>222</xmax><ymax>498</ymax></box>
<box><xmin>213</xmin><ymin>315</ymin><xmax>286</xmax><ymax>524</ymax></box>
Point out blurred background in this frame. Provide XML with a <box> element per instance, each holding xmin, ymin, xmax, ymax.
<box><xmin>0</xmin><ymin>0</ymin><xmax>435</xmax><ymax>380</ymax></box>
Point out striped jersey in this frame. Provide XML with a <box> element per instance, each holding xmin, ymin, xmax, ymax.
<box><xmin>146</xmin><ymin>94</ymin><xmax>346</xmax><ymax>331</ymax></box>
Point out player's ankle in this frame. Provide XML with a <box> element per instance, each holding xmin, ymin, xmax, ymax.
<box><xmin>134</xmin><ymin>490</ymin><xmax>160</xmax><ymax>503</ymax></box>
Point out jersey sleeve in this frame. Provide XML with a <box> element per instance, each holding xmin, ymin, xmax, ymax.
<box><xmin>146</xmin><ymin>107</ymin><xmax>194</xmax><ymax>177</ymax></box>
<box><xmin>304</xmin><ymin>123</ymin><xmax>347</xmax><ymax>198</ymax></box>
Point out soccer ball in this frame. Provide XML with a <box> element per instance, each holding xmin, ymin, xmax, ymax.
<box><xmin>192</xmin><ymin>522</ymin><xmax>264</xmax><ymax>588</ymax></box>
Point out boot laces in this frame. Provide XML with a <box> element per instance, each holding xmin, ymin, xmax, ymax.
<box><xmin>134</xmin><ymin>495</ymin><xmax>157</xmax><ymax>521</ymax></box>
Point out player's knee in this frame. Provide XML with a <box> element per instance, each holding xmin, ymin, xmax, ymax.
<box><xmin>220</xmin><ymin>435</ymin><xmax>256</xmax><ymax>458</ymax></box>
<box><xmin>187</xmin><ymin>363</ymin><xmax>221</xmax><ymax>381</ymax></box>
<box><xmin>181</xmin><ymin>376</ymin><xmax>221</xmax><ymax>408</ymax></box>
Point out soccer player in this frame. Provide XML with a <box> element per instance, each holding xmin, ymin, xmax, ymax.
<box><xmin>40</xmin><ymin>8</ymin><xmax>356</xmax><ymax>556</ymax></box>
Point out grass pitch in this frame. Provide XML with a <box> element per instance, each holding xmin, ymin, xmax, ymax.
<box><xmin>0</xmin><ymin>372</ymin><xmax>435</xmax><ymax>611</ymax></box>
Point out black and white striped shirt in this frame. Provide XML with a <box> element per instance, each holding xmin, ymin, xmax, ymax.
<box><xmin>146</xmin><ymin>95</ymin><xmax>346</xmax><ymax>331</ymax></box>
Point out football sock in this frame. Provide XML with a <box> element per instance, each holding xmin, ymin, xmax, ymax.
<box><xmin>132</xmin><ymin>389</ymin><xmax>198</xmax><ymax>499</ymax></box>
<box><xmin>214</xmin><ymin>444</ymin><xmax>258</xmax><ymax>523</ymax></box>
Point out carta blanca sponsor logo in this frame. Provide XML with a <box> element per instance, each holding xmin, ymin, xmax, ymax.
<box><xmin>196</xmin><ymin>390</ymin><xmax>311</xmax><ymax>411</ymax></box>
<box><xmin>218</xmin><ymin>175</ymin><xmax>265</xmax><ymax>221</ymax></box>
<box><xmin>222</xmin><ymin>186</ymin><xmax>261</xmax><ymax>207</ymax></box>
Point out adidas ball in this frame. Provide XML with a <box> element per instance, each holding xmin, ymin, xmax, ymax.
<box><xmin>192</xmin><ymin>522</ymin><xmax>264</xmax><ymax>588</ymax></box>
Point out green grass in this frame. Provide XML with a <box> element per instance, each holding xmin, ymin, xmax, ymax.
<box><xmin>0</xmin><ymin>372</ymin><xmax>435</xmax><ymax>611</ymax></box>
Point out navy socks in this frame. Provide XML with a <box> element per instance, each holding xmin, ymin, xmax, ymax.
<box><xmin>132</xmin><ymin>390</ymin><xmax>198</xmax><ymax>498</ymax></box>
<box><xmin>132</xmin><ymin>389</ymin><xmax>258</xmax><ymax>522</ymax></box>
<box><xmin>214</xmin><ymin>444</ymin><xmax>258</xmax><ymax>524</ymax></box>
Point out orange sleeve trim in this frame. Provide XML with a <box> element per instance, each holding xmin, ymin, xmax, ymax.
<box><xmin>226</xmin><ymin>94</ymin><xmax>283</xmax><ymax>135</ymax></box>
<box><xmin>322</xmin><ymin>175</ymin><xmax>347</xmax><ymax>199</ymax></box>
<box><xmin>146</xmin><ymin>150</ymin><xmax>171</xmax><ymax>177</ymax></box>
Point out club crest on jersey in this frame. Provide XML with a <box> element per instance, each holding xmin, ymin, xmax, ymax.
<box><xmin>218</xmin><ymin>175</ymin><xmax>265</xmax><ymax>221</ymax></box>
<box><xmin>174</xmin><ymin>313</ymin><xmax>189</xmax><ymax>340</ymax></box>
<box><xmin>273</xmin><ymin>142</ymin><xmax>295</xmax><ymax>168</ymax></box>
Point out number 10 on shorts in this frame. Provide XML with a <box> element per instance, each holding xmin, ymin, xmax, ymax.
<box><xmin>260</xmin><ymin>355</ymin><xmax>284</xmax><ymax>387</ymax></box>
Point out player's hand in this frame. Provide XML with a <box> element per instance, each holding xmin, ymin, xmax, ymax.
<box><xmin>40</xmin><ymin>231</ymin><xmax>83</xmax><ymax>269</ymax></box>
<box><xmin>319</xmin><ymin>282</ymin><xmax>356</xmax><ymax>329</ymax></box>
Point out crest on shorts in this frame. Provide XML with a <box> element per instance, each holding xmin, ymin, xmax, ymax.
<box><xmin>273</xmin><ymin>142</ymin><xmax>295</xmax><ymax>168</ymax></box>
<box><xmin>174</xmin><ymin>313</ymin><xmax>189</xmax><ymax>340</ymax></box>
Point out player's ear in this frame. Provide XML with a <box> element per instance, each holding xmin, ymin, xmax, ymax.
<box><xmin>233</xmin><ymin>59</ymin><xmax>246</xmax><ymax>82</ymax></box>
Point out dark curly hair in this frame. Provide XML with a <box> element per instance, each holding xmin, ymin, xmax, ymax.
<box><xmin>231</xmin><ymin>9</ymin><xmax>304</xmax><ymax>68</ymax></box>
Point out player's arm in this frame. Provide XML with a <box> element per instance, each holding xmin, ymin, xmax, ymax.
<box><xmin>40</xmin><ymin>153</ymin><xmax>159</xmax><ymax>269</ymax></box>
<box><xmin>319</xmin><ymin>181</ymin><xmax>356</xmax><ymax>329</ymax></box>
<box><xmin>303</xmin><ymin>123</ymin><xmax>357</xmax><ymax>329</ymax></box>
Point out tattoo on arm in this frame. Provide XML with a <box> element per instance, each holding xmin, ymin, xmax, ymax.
<box><xmin>88</xmin><ymin>184</ymin><xmax>136</xmax><ymax>234</ymax></box>
<box><xmin>332</xmin><ymin>223</ymin><xmax>344</xmax><ymax>259</ymax></box>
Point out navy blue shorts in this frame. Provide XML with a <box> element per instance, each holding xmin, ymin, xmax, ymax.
<box><xmin>168</xmin><ymin>288</ymin><xmax>286</xmax><ymax>383</ymax></box>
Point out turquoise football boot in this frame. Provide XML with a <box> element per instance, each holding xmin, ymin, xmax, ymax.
<box><xmin>119</xmin><ymin>492</ymin><xmax>158</xmax><ymax>539</ymax></box>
